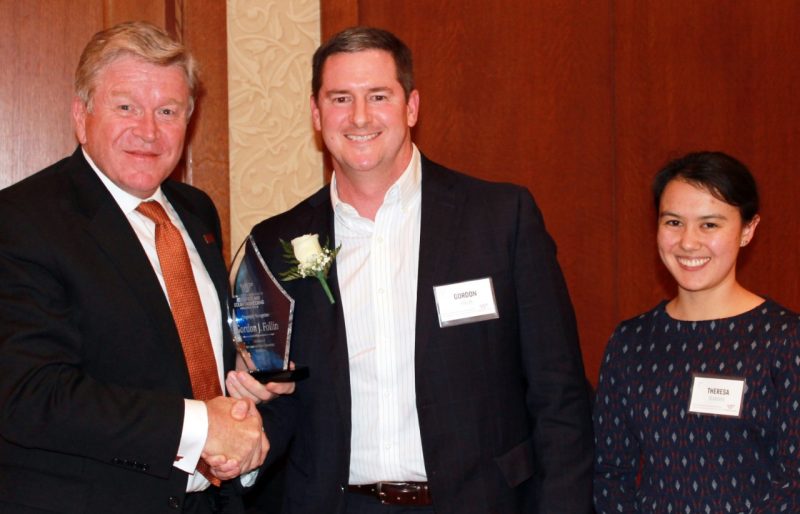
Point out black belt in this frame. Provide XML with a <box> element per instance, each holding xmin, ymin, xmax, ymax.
<box><xmin>348</xmin><ymin>481</ymin><xmax>432</xmax><ymax>506</ymax></box>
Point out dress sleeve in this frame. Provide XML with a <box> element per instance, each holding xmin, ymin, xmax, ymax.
<box><xmin>753</xmin><ymin>316</ymin><xmax>800</xmax><ymax>512</ymax></box>
<box><xmin>593</xmin><ymin>325</ymin><xmax>641</xmax><ymax>513</ymax></box>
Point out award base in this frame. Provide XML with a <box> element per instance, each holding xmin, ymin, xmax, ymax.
<box><xmin>249</xmin><ymin>366</ymin><xmax>309</xmax><ymax>383</ymax></box>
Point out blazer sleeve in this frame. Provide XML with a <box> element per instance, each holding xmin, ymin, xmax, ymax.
<box><xmin>513</xmin><ymin>188</ymin><xmax>595</xmax><ymax>512</ymax></box>
<box><xmin>0</xmin><ymin>196</ymin><xmax>186</xmax><ymax>479</ymax></box>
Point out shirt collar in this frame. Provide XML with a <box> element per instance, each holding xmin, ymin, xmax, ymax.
<box><xmin>82</xmin><ymin>147</ymin><xmax>167</xmax><ymax>214</ymax></box>
<box><xmin>330</xmin><ymin>144</ymin><xmax>422</xmax><ymax>216</ymax></box>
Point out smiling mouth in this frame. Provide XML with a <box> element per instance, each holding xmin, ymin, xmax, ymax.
<box><xmin>126</xmin><ymin>150</ymin><xmax>159</xmax><ymax>157</ymax></box>
<box><xmin>676</xmin><ymin>257</ymin><xmax>711</xmax><ymax>268</ymax></box>
<box><xmin>345</xmin><ymin>132</ymin><xmax>379</xmax><ymax>142</ymax></box>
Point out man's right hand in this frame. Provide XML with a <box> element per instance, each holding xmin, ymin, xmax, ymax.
<box><xmin>201</xmin><ymin>396</ymin><xmax>267</xmax><ymax>479</ymax></box>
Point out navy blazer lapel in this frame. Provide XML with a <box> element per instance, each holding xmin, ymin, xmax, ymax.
<box><xmin>304</xmin><ymin>187</ymin><xmax>342</xmax><ymax>340</ymax></box>
<box><xmin>305</xmin><ymin>189</ymin><xmax>352</xmax><ymax>424</ymax></box>
<box><xmin>67</xmin><ymin>151</ymin><xmax>192</xmax><ymax>391</ymax></box>
<box><xmin>415</xmin><ymin>157</ymin><xmax>464</xmax><ymax>353</ymax></box>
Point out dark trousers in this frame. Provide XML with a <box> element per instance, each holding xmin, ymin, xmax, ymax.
<box><xmin>183</xmin><ymin>485</ymin><xmax>245</xmax><ymax>514</ymax></box>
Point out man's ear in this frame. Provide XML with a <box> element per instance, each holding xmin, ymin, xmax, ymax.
<box><xmin>406</xmin><ymin>89</ymin><xmax>420</xmax><ymax>128</ymax></box>
<box><xmin>72</xmin><ymin>97</ymin><xmax>89</xmax><ymax>144</ymax></box>
<box><xmin>310</xmin><ymin>95</ymin><xmax>322</xmax><ymax>132</ymax></box>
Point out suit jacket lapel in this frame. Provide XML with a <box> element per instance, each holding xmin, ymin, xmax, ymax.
<box><xmin>163</xmin><ymin>185</ymin><xmax>235</xmax><ymax>371</ymax></box>
<box><xmin>305</xmin><ymin>189</ymin><xmax>340</xmax><ymax>328</ymax></box>
<box><xmin>305</xmin><ymin>189</ymin><xmax>352</xmax><ymax>427</ymax></box>
<box><xmin>165</xmin><ymin>188</ymin><xmax>228</xmax><ymax>303</ymax></box>
<box><xmin>67</xmin><ymin>151</ymin><xmax>192</xmax><ymax>393</ymax></box>
<box><xmin>415</xmin><ymin>157</ymin><xmax>464</xmax><ymax>365</ymax></box>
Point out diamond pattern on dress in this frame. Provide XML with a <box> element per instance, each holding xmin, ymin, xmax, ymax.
<box><xmin>593</xmin><ymin>299</ymin><xmax>800</xmax><ymax>513</ymax></box>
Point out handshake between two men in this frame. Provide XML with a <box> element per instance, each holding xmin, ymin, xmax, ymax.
<box><xmin>201</xmin><ymin>371</ymin><xmax>294</xmax><ymax>481</ymax></box>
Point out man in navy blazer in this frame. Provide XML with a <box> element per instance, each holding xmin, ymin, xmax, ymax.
<box><xmin>0</xmin><ymin>22</ymin><xmax>266</xmax><ymax>513</ymax></box>
<box><xmin>227</xmin><ymin>27</ymin><xmax>593</xmax><ymax>513</ymax></box>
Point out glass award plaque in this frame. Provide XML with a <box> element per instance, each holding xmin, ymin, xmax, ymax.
<box><xmin>229</xmin><ymin>235</ymin><xmax>309</xmax><ymax>383</ymax></box>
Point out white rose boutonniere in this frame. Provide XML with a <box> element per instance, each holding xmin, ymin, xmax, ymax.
<box><xmin>279</xmin><ymin>234</ymin><xmax>341</xmax><ymax>304</ymax></box>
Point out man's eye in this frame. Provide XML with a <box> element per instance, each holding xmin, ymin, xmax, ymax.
<box><xmin>332</xmin><ymin>97</ymin><xmax>349</xmax><ymax>104</ymax></box>
<box><xmin>160</xmin><ymin>108</ymin><xmax>175</xmax><ymax>116</ymax></box>
<box><xmin>371</xmin><ymin>95</ymin><xmax>387</xmax><ymax>101</ymax></box>
<box><xmin>118</xmin><ymin>105</ymin><xmax>132</xmax><ymax>111</ymax></box>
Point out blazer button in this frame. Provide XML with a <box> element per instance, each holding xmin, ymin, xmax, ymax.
<box><xmin>167</xmin><ymin>496</ymin><xmax>181</xmax><ymax>509</ymax></box>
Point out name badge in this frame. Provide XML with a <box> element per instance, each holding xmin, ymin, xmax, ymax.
<box><xmin>688</xmin><ymin>373</ymin><xmax>745</xmax><ymax>418</ymax></box>
<box><xmin>433</xmin><ymin>277</ymin><xmax>499</xmax><ymax>327</ymax></box>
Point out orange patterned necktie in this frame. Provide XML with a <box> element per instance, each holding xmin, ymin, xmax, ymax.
<box><xmin>136</xmin><ymin>200</ymin><xmax>221</xmax><ymax>486</ymax></box>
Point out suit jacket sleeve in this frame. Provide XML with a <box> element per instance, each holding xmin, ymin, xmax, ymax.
<box><xmin>513</xmin><ymin>188</ymin><xmax>594</xmax><ymax>512</ymax></box>
<box><xmin>0</xmin><ymin>185</ymin><xmax>187</xmax><ymax>479</ymax></box>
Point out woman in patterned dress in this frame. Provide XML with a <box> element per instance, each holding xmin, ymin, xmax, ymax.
<box><xmin>593</xmin><ymin>151</ymin><xmax>800</xmax><ymax>513</ymax></box>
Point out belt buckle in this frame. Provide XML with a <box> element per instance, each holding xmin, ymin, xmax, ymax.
<box><xmin>376</xmin><ymin>481</ymin><xmax>422</xmax><ymax>505</ymax></box>
<box><xmin>375</xmin><ymin>481</ymin><xmax>397</xmax><ymax>503</ymax></box>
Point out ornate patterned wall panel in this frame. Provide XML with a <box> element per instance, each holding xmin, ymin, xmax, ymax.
<box><xmin>227</xmin><ymin>0</ymin><xmax>323</xmax><ymax>252</ymax></box>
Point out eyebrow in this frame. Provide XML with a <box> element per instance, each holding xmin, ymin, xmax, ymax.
<box><xmin>106</xmin><ymin>89</ymin><xmax>133</xmax><ymax>99</ymax></box>
<box><xmin>659</xmin><ymin>211</ymin><xmax>728</xmax><ymax>220</ymax></box>
<box><xmin>108</xmin><ymin>91</ymin><xmax>186</xmax><ymax>107</ymax></box>
<box><xmin>325</xmin><ymin>86</ymin><xmax>394</xmax><ymax>96</ymax></box>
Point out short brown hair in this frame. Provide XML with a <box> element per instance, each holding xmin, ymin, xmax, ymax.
<box><xmin>312</xmin><ymin>26</ymin><xmax>414</xmax><ymax>100</ymax></box>
<box><xmin>74</xmin><ymin>21</ymin><xmax>198</xmax><ymax>116</ymax></box>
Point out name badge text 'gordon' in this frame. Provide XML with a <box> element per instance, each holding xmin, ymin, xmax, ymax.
<box><xmin>433</xmin><ymin>277</ymin><xmax>499</xmax><ymax>327</ymax></box>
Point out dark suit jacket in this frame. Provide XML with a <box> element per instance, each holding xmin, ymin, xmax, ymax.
<box><xmin>0</xmin><ymin>148</ymin><xmax>240</xmax><ymax>514</ymax></box>
<box><xmin>253</xmin><ymin>156</ymin><xmax>594</xmax><ymax>514</ymax></box>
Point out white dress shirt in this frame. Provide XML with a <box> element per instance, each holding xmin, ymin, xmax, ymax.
<box><xmin>332</xmin><ymin>145</ymin><xmax>427</xmax><ymax>483</ymax></box>
<box><xmin>84</xmin><ymin>149</ymin><xmax>222</xmax><ymax>492</ymax></box>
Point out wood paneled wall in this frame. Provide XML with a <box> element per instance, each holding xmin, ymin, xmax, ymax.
<box><xmin>5</xmin><ymin>2</ymin><xmax>799</xmax><ymax>383</ymax></box>
<box><xmin>1</xmin><ymin>2</ymin><xmax>103</xmax><ymax>188</ymax></box>
<box><xmin>0</xmin><ymin>0</ymin><xmax>230</xmax><ymax>257</ymax></box>
<box><xmin>320</xmin><ymin>1</ymin><xmax>800</xmax><ymax>383</ymax></box>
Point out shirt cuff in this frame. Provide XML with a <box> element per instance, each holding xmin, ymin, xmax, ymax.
<box><xmin>240</xmin><ymin>468</ymin><xmax>260</xmax><ymax>488</ymax></box>
<box><xmin>174</xmin><ymin>399</ymin><xmax>208</xmax><ymax>474</ymax></box>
